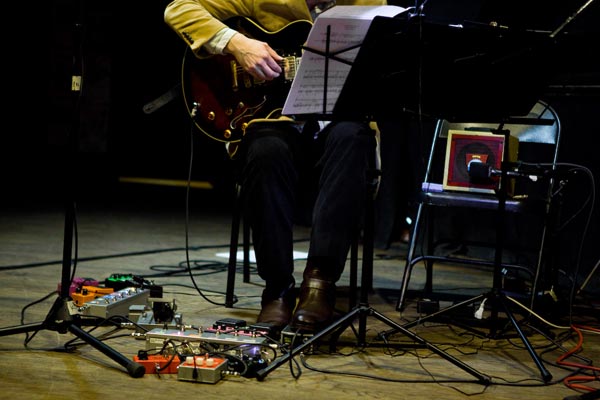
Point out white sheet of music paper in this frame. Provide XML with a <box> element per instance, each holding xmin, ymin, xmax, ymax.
<box><xmin>282</xmin><ymin>5</ymin><xmax>407</xmax><ymax>116</ymax></box>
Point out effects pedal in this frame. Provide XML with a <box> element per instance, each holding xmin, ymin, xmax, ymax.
<box><xmin>76</xmin><ymin>287</ymin><xmax>150</xmax><ymax>318</ymax></box>
<box><xmin>129</xmin><ymin>306</ymin><xmax>183</xmax><ymax>334</ymax></box>
<box><xmin>57</xmin><ymin>277</ymin><xmax>100</xmax><ymax>297</ymax></box>
<box><xmin>211</xmin><ymin>318</ymin><xmax>247</xmax><ymax>330</ymax></box>
<box><xmin>71</xmin><ymin>286</ymin><xmax>114</xmax><ymax>307</ymax></box>
<box><xmin>145</xmin><ymin>327</ymin><xmax>269</xmax><ymax>351</ymax></box>
<box><xmin>280</xmin><ymin>326</ymin><xmax>315</xmax><ymax>353</ymax></box>
<box><xmin>105</xmin><ymin>273</ymin><xmax>163</xmax><ymax>298</ymax></box>
<box><xmin>133</xmin><ymin>353</ymin><xmax>181</xmax><ymax>374</ymax></box>
<box><xmin>177</xmin><ymin>355</ymin><xmax>227</xmax><ymax>383</ymax></box>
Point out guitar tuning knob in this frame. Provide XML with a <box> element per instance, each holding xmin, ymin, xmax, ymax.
<box><xmin>207</xmin><ymin>111</ymin><xmax>216</xmax><ymax>121</ymax></box>
<box><xmin>223</xmin><ymin>129</ymin><xmax>232</xmax><ymax>139</ymax></box>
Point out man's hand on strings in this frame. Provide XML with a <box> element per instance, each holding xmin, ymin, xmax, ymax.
<box><xmin>226</xmin><ymin>33</ymin><xmax>283</xmax><ymax>81</ymax></box>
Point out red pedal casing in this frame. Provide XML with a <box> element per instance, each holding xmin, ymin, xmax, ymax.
<box><xmin>133</xmin><ymin>355</ymin><xmax>181</xmax><ymax>374</ymax></box>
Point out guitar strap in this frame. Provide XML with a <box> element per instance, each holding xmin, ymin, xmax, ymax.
<box><xmin>143</xmin><ymin>84</ymin><xmax>181</xmax><ymax>114</ymax></box>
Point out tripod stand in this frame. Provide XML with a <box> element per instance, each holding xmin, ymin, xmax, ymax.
<box><xmin>0</xmin><ymin>7</ymin><xmax>145</xmax><ymax>378</ymax></box>
<box><xmin>381</xmin><ymin>124</ymin><xmax>554</xmax><ymax>383</ymax></box>
<box><xmin>332</xmin><ymin>9</ymin><xmax>559</xmax><ymax>382</ymax></box>
<box><xmin>255</xmin><ymin>126</ymin><xmax>489</xmax><ymax>383</ymax></box>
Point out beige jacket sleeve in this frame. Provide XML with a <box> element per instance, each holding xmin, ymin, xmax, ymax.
<box><xmin>164</xmin><ymin>0</ymin><xmax>387</xmax><ymax>57</ymax></box>
<box><xmin>164</xmin><ymin>0</ymin><xmax>312</xmax><ymax>58</ymax></box>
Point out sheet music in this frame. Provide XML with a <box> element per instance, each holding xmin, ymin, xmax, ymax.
<box><xmin>282</xmin><ymin>5</ymin><xmax>407</xmax><ymax>116</ymax></box>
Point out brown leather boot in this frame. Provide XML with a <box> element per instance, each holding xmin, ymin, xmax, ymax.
<box><xmin>256</xmin><ymin>283</ymin><xmax>296</xmax><ymax>330</ymax></box>
<box><xmin>290</xmin><ymin>267</ymin><xmax>336</xmax><ymax>332</ymax></box>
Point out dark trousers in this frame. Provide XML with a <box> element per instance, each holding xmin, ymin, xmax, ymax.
<box><xmin>240</xmin><ymin>120</ymin><xmax>375</xmax><ymax>297</ymax></box>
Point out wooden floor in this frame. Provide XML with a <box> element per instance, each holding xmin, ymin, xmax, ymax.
<box><xmin>1</xmin><ymin>185</ymin><xmax>598</xmax><ymax>400</ymax></box>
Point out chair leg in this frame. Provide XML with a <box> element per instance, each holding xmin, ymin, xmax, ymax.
<box><xmin>348</xmin><ymin>232</ymin><xmax>359</xmax><ymax>309</ymax></box>
<box><xmin>225</xmin><ymin>183</ymin><xmax>243</xmax><ymax>308</ymax></box>
<box><xmin>396</xmin><ymin>202</ymin><xmax>425</xmax><ymax>311</ymax></box>
<box><xmin>424</xmin><ymin>207</ymin><xmax>434</xmax><ymax>296</ymax></box>
<box><xmin>242</xmin><ymin>217</ymin><xmax>251</xmax><ymax>283</ymax></box>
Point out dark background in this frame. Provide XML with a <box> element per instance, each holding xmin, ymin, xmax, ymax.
<box><xmin>2</xmin><ymin>1</ymin><xmax>599</xmax><ymax>293</ymax></box>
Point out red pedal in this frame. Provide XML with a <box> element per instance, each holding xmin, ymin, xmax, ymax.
<box><xmin>134</xmin><ymin>355</ymin><xmax>181</xmax><ymax>374</ymax></box>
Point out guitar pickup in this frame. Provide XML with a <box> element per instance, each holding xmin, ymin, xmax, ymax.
<box><xmin>230</xmin><ymin>60</ymin><xmax>239</xmax><ymax>91</ymax></box>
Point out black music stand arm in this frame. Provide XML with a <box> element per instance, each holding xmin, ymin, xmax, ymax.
<box><xmin>300</xmin><ymin>26</ymin><xmax>360</xmax><ymax>118</ymax></box>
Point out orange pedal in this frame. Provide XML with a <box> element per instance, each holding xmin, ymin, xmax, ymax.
<box><xmin>71</xmin><ymin>292</ymin><xmax>97</xmax><ymax>306</ymax></box>
<box><xmin>72</xmin><ymin>286</ymin><xmax>114</xmax><ymax>306</ymax></box>
<box><xmin>81</xmin><ymin>285</ymin><xmax>114</xmax><ymax>295</ymax></box>
<box><xmin>134</xmin><ymin>355</ymin><xmax>181</xmax><ymax>374</ymax></box>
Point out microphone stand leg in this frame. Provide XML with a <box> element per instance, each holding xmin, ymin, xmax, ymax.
<box><xmin>255</xmin><ymin>304</ymin><xmax>491</xmax><ymax>384</ymax></box>
<box><xmin>0</xmin><ymin>295</ymin><xmax>146</xmax><ymax>378</ymax></box>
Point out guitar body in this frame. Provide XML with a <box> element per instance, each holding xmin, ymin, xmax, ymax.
<box><xmin>182</xmin><ymin>17</ymin><xmax>312</xmax><ymax>143</ymax></box>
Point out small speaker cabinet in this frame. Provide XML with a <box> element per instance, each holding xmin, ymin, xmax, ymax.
<box><xmin>443</xmin><ymin>130</ymin><xmax>518</xmax><ymax>195</ymax></box>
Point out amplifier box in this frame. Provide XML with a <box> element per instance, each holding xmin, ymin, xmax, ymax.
<box><xmin>443</xmin><ymin>129</ymin><xmax>518</xmax><ymax>195</ymax></box>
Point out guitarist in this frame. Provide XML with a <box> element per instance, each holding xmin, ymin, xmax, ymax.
<box><xmin>164</xmin><ymin>0</ymin><xmax>388</xmax><ymax>333</ymax></box>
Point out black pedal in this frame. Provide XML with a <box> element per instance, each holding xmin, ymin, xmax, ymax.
<box><xmin>248</xmin><ymin>322</ymin><xmax>278</xmax><ymax>337</ymax></box>
<box><xmin>212</xmin><ymin>318</ymin><xmax>247</xmax><ymax>330</ymax></box>
<box><xmin>280</xmin><ymin>326</ymin><xmax>315</xmax><ymax>353</ymax></box>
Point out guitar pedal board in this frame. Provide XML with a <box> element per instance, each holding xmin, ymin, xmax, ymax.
<box><xmin>143</xmin><ymin>318</ymin><xmax>275</xmax><ymax>378</ymax></box>
<box><xmin>144</xmin><ymin>326</ymin><xmax>270</xmax><ymax>351</ymax></box>
<box><xmin>76</xmin><ymin>287</ymin><xmax>150</xmax><ymax>319</ymax></box>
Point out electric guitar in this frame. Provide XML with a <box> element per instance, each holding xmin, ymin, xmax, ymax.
<box><xmin>181</xmin><ymin>17</ymin><xmax>312</xmax><ymax>144</ymax></box>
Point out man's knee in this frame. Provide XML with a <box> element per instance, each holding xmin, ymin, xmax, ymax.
<box><xmin>247</xmin><ymin>135</ymin><xmax>290</xmax><ymax>164</ymax></box>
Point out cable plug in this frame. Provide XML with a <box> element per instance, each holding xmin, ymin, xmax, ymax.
<box><xmin>544</xmin><ymin>286</ymin><xmax>558</xmax><ymax>302</ymax></box>
<box><xmin>474</xmin><ymin>298</ymin><xmax>487</xmax><ymax>320</ymax></box>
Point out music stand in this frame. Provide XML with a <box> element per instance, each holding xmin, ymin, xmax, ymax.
<box><xmin>0</xmin><ymin>8</ymin><xmax>145</xmax><ymax>378</ymax></box>
<box><xmin>334</xmin><ymin>15</ymin><xmax>554</xmax><ymax>121</ymax></box>
<box><xmin>255</xmin><ymin>14</ymin><xmax>493</xmax><ymax>384</ymax></box>
<box><xmin>346</xmin><ymin>16</ymin><xmax>556</xmax><ymax>382</ymax></box>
